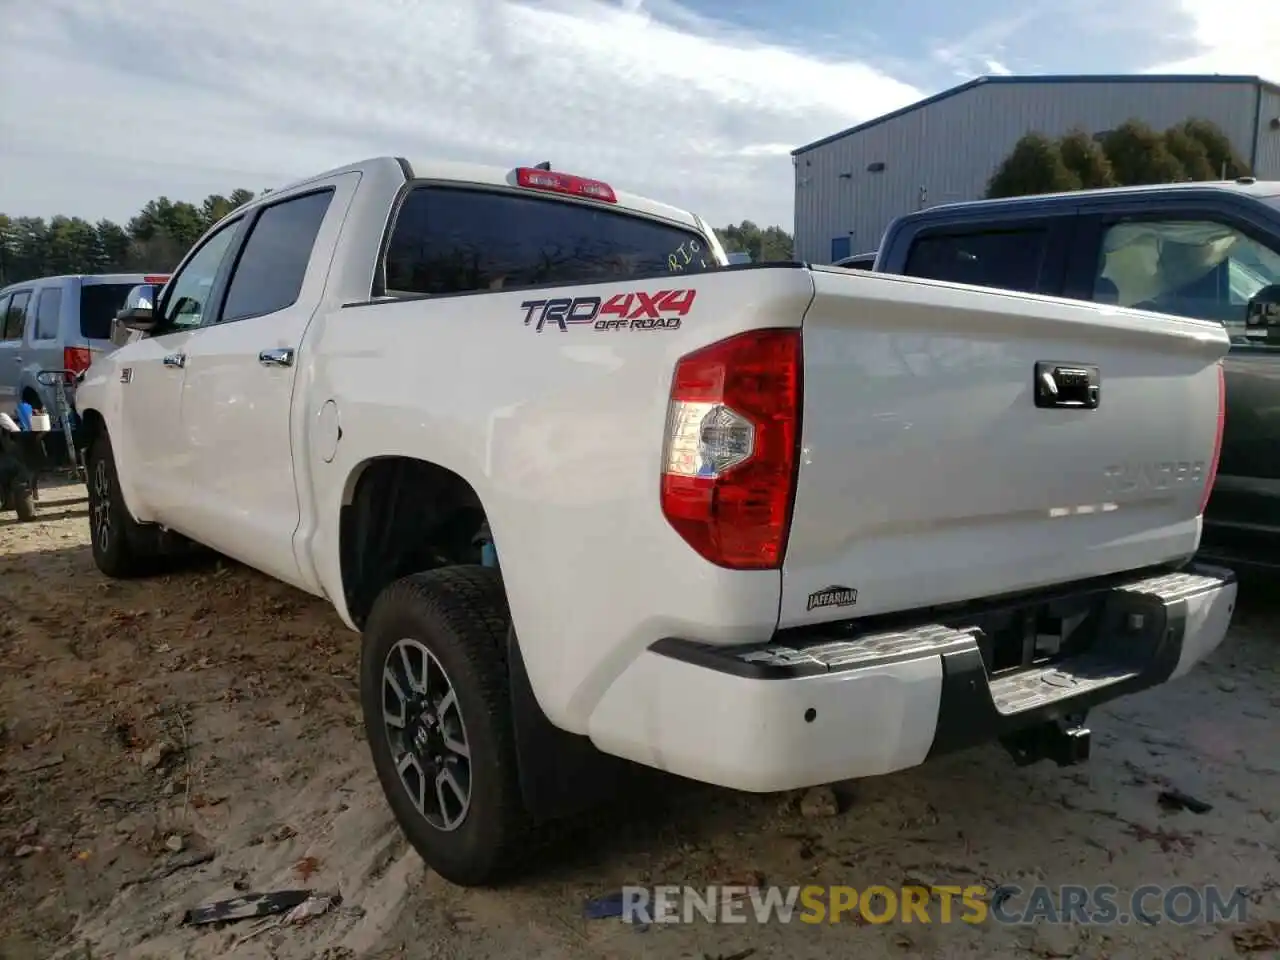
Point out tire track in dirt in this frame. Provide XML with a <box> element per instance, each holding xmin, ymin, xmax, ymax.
<box><xmin>2</xmin><ymin>485</ymin><xmax>427</xmax><ymax>959</ymax></box>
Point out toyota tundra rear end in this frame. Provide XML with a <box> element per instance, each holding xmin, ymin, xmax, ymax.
<box><xmin>586</xmin><ymin>266</ymin><xmax>1237</xmax><ymax>793</ymax></box>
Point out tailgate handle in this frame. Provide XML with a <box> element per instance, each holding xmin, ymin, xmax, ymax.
<box><xmin>1034</xmin><ymin>362</ymin><xmax>1100</xmax><ymax>410</ymax></box>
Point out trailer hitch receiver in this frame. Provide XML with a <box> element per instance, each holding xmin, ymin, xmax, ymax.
<box><xmin>1000</xmin><ymin>717</ymin><xmax>1091</xmax><ymax>768</ymax></box>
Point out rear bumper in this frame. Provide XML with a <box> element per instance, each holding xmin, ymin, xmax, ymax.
<box><xmin>585</xmin><ymin>565</ymin><xmax>1236</xmax><ymax>792</ymax></box>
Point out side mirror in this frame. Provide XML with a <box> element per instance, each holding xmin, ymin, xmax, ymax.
<box><xmin>115</xmin><ymin>284</ymin><xmax>161</xmax><ymax>333</ymax></box>
<box><xmin>1245</xmin><ymin>284</ymin><xmax>1280</xmax><ymax>342</ymax></box>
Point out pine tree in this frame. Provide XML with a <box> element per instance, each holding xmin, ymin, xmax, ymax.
<box><xmin>985</xmin><ymin>133</ymin><xmax>1082</xmax><ymax>199</ymax></box>
<box><xmin>1099</xmin><ymin>120</ymin><xmax>1186</xmax><ymax>185</ymax></box>
<box><xmin>1162</xmin><ymin>126</ymin><xmax>1216</xmax><ymax>180</ymax></box>
<box><xmin>1173</xmin><ymin>119</ymin><xmax>1250</xmax><ymax>178</ymax></box>
<box><xmin>1057</xmin><ymin>129</ymin><xmax>1117</xmax><ymax>189</ymax></box>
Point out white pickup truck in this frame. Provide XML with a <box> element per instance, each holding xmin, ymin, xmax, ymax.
<box><xmin>77</xmin><ymin>156</ymin><xmax>1238</xmax><ymax>886</ymax></box>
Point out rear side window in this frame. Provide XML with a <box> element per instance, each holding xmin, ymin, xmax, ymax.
<box><xmin>221</xmin><ymin>189</ymin><xmax>334</xmax><ymax>323</ymax></box>
<box><xmin>34</xmin><ymin>287</ymin><xmax>63</xmax><ymax>339</ymax></box>
<box><xmin>383</xmin><ymin>186</ymin><xmax>714</xmax><ymax>296</ymax></box>
<box><xmin>904</xmin><ymin>228</ymin><xmax>1049</xmax><ymax>294</ymax></box>
<box><xmin>3</xmin><ymin>291</ymin><xmax>31</xmax><ymax>340</ymax></box>
<box><xmin>80</xmin><ymin>284</ymin><xmax>140</xmax><ymax>340</ymax></box>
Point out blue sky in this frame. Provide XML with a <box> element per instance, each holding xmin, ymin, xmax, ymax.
<box><xmin>675</xmin><ymin>0</ymin><xmax>1205</xmax><ymax>83</ymax></box>
<box><xmin>0</xmin><ymin>0</ymin><xmax>1273</xmax><ymax>230</ymax></box>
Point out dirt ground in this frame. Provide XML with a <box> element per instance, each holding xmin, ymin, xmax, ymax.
<box><xmin>1</xmin><ymin>481</ymin><xmax>1277</xmax><ymax>960</ymax></box>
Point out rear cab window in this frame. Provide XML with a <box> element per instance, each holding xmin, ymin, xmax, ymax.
<box><xmin>221</xmin><ymin>189</ymin><xmax>334</xmax><ymax>323</ymax></box>
<box><xmin>382</xmin><ymin>185</ymin><xmax>718</xmax><ymax>300</ymax></box>
<box><xmin>903</xmin><ymin>227</ymin><xmax>1051</xmax><ymax>294</ymax></box>
<box><xmin>33</xmin><ymin>286</ymin><xmax>63</xmax><ymax>340</ymax></box>
<box><xmin>80</xmin><ymin>282</ymin><xmax>144</xmax><ymax>340</ymax></box>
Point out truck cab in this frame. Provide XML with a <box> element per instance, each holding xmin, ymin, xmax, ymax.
<box><xmin>874</xmin><ymin>179</ymin><xmax>1280</xmax><ymax>573</ymax></box>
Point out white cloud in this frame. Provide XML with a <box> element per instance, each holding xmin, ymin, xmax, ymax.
<box><xmin>0</xmin><ymin>0</ymin><xmax>921</xmax><ymax>231</ymax></box>
<box><xmin>1146</xmin><ymin>0</ymin><xmax>1280</xmax><ymax>77</ymax></box>
<box><xmin>929</xmin><ymin>7</ymin><xmax>1047</xmax><ymax>80</ymax></box>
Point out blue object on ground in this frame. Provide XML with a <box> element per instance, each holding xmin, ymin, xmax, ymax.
<box><xmin>16</xmin><ymin>403</ymin><xmax>33</xmax><ymax>432</ymax></box>
<box><xmin>583</xmin><ymin>892</ymin><xmax>626</xmax><ymax>919</ymax></box>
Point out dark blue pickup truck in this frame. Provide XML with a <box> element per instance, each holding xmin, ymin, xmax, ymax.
<box><xmin>844</xmin><ymin>179</ymin><xmax>1280</xmax><ymax>572</ymax></box>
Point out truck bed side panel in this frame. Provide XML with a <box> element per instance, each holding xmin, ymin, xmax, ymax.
<box><xmin>304</xmin><ymin>267</ymin><xmax>815</xmax><ymax>733</ymax></box>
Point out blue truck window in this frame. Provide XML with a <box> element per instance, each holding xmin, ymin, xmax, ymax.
<box><xmin>904</xmin><ymin>229</ymin><xmax>1048</xmax><ymax>294</ymax></box>
<box><xmin>1096</xmin><ymin>219</ymin><xmax>1280</xmax><ymax>338</ymax></box>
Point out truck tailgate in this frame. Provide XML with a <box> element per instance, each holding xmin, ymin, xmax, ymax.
<box><xmin>781</xmin><ymin>267</ymin><xmax>1229</xmax><ymax>627</ymax></box>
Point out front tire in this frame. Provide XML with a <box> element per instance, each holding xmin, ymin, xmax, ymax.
<box><xmin>361</xmin><ymin>566</ymin><xmax>530</xmax><ymax>886</ymax></box>
<box><xmin>85</xmin><ymin>431</ymin><xmax>164</xmax><ymax>578</ymax></box>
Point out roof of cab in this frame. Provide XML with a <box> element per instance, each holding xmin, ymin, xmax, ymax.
<box><xmin>261</xmin><ymin>155</ymin><xmax>703</xmax><ymax>230</ymax></box>
<box><xmin>910</xmin><ymin>178</ymin><xmax>1280</xmax><ymax>219</ymax></box>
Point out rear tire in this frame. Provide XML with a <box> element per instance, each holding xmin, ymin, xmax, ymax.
<box><xmin>361</xmin><ymin>565</ymin><xmax>531</xmax><ymax>886</ymax></box>
<box><xmin>85</xmin><ymin>431</ymin><xmax>165</xmax><ymax>578</ymax></box>
<box><xmin>12</xmin><ymin>481</ymin><xmax>36</xmax><ymax>522</ymax></box>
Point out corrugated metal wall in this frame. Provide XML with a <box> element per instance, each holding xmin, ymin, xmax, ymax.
<box><xmin>794</xmin><ymin>79</ymin><xmax>1262</xmax><ymax>264</ymax></box>
<box><xmin>1256</xmin><ymin>87</ymin><xmax>1280</xmax><ymax>179</ymax></box>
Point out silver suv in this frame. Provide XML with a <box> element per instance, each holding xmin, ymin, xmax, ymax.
<box><xmin>0</xmin><ymin>273</ymin><xmax>168</xmax><ymax>426</ymax></box>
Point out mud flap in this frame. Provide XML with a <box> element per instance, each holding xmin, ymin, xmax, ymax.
<box><xmin>506</xmin><ymin>627</ymin><xmax>637</xmax><ymax>822</ymax></box>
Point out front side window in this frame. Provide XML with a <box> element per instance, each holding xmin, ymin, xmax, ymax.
<box><xmin>1094</xmin><ymin>219</ymin><xmax>1280</xmax><ymax>338</ymax></box>
<box><xmin>383</xmin><ymin>186</ymin><xmax>716</xmax><ymax>297</ymax></box>
<box><xmin>34</xmin><ymin>287</ymin><xmax>63</xmax><ymax>340</ymax></box>
<box><xmin>221</xmin><ymin>190</ymin><xmax>334</xmax><ymax>323</ymax></box>
<box><xmin>160</xmin><ymin>220</ymin><xmax>241</xmax><ymax>330</ymax></box>
<box><xmin>3</xmin><ymin>291</ymin><xmax>31</xmax><ymax>341</ymax></box>
<box><xmin>903</xmin><ymin>228</ymin><xmax>1050</xmax><ymax>294</ymax></box>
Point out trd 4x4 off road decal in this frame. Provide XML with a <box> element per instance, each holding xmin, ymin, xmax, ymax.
<box><xmin>522</xmin><ymin>289</ymin><xmax>696</xmax><ymax>333</ymax></box>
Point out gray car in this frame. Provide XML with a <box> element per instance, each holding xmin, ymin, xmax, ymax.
<box><xmin>0</xmin><ymin>273</ymin><xmax>167</xmax><ymax>427</ymax></box>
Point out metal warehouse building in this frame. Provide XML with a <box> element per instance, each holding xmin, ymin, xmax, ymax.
<box><xmin>792</xmin><ymin>73</ymin><xmax>1280</xmax><ymax>264</ymax></box>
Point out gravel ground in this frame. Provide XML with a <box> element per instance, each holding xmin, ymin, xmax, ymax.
<box><xmin>0</xmin><ymin>481</ymin><xmax>1277</xmax><ymax>960</ymax></box>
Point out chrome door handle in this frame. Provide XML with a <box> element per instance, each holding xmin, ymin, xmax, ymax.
<box><xmin>258</xmin><ymin>347</ymin><xmax>295</xmax><ymax>368</ymax></box>
<box><xmin>163</xmin><ymin>353</ymin><xmax>186</xmax><ymax>368</ymax></box>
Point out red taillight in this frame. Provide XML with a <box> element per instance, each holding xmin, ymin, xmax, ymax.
<box><xmin>514</xmin><ymin>167</ymin><xmax>617</xmax><ymax>203</ymax></box>
<box><xmin>1199</xmin><ymin>362</ymin><xmax>1226</xmax><ymax>515</ymax></box>
<box><xmin>64</xmin><ymin>346</ymin><xmax>93</xmax><ymax>376</ymax></box>
<box><xmin>660</xmin><ymin>328</ymin><xmax>802</xmax><ymax>570</ymax></box>
<box><xmin>143</xmin><ymin>274</ymin><xmax>169</xmax><ymax>285</ymax></box>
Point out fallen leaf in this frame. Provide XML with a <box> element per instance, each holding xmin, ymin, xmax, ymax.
<box><xmin>294</xmin><ymin>856</ymin><xmax>321</xmax><ymax>881</ymax></box>
<box><xmin>1232</xmin><ymin>920</ymin><xmax>1280</xmax><ymax>953</ymax></box>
